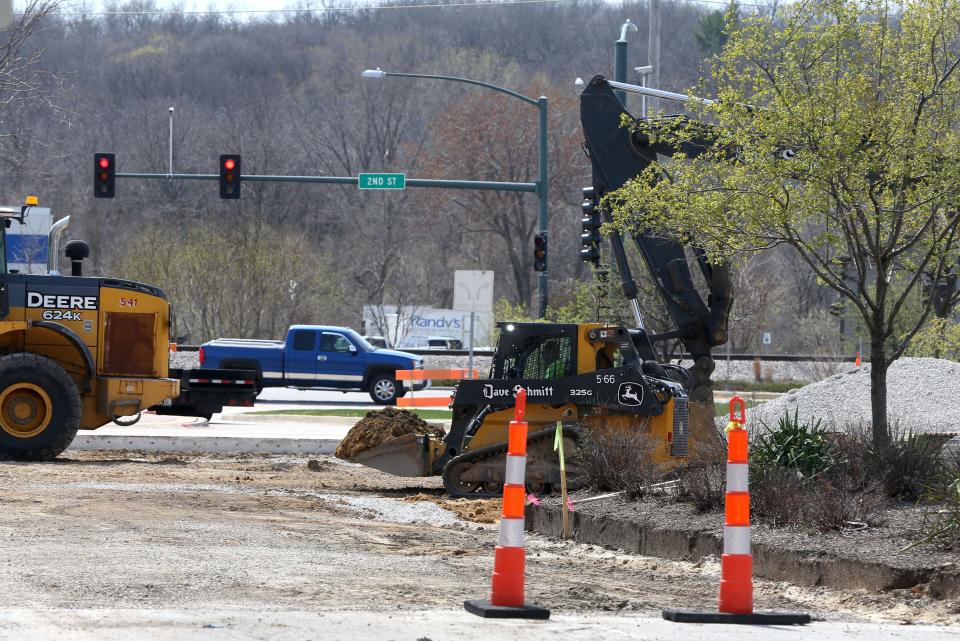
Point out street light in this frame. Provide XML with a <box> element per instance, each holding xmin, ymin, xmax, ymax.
<box><xmin>362</xmin><ymin>68</ymin><xmax>550</xmax><ymax>318</ymax></box>
<box><xmin>634</xmin><ymin>65</ymin><xmax>654</xmax><ymax>118</ymax></box>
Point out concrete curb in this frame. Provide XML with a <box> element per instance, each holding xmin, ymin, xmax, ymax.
<box><xmin>221</xmin><ymin>413</ymin><xmax>359</xmax><ymax>425</ymax></box>
<box><xmin>526</xmin><ymin>504</ymin><xmax>960</xmax><ymax>599</ymax></box>
<box><xmin>68</xmin><ymin>434</ymin><xmax>340</xmax><ymax>455</ymax></box>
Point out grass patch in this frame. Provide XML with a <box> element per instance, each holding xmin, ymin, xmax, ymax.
<box><xmin>249</xmin><ymin>408</ymin><xmax>453</xmax><ymax>420</ymax></box>
<box><xmin>714</xmin><ymin>400</ymin><xmax>761</xmax><ymax>416</ymax></box>
<box><xmin>715</xmin><ymin>379</ymin><xmax>803</xmax><ymax>393</ymax></box>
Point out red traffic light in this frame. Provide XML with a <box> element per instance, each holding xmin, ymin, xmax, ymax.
<box><xmin>219</xmin><ymin>154</ymin><xmax>241</xmax><ymax>199</ymax></box>
<box><xmin>94</xmin><ymin>152</ymin><xmax>116</xmax><ymax>198</ymax></box>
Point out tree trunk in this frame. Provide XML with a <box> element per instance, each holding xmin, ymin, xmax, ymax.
<box><xmin>869</xmin><ymin>340</ymin><xmax>890</xmax><ymax>447</ymax></box>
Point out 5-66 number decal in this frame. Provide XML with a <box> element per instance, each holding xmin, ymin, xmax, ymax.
<box><xmin>596</xmin><ymin>374</ymin><xmax>617</xmax><ymax>384</ymax></box>
<box><xmin>41</xmin><ymin>310</ymin><xmax>83</xmax><ymax>321</ymax></box>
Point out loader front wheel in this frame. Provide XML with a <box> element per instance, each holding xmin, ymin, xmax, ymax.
<box><xmin>0</xmin><ymin>353</ymin><xmax>82</xmax><ymax>461</ymax></box>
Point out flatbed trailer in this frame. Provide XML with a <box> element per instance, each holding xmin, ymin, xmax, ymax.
<box><xmin>150</xmin><ymin>368</ymin><xmax>258</xmax><ymax>420</ymax></box>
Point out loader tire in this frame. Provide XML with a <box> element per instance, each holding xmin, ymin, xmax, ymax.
<box><xmin>0</xmin><ymin>353</ymin><xmax>82</xmax><ymax>461</ymax></box>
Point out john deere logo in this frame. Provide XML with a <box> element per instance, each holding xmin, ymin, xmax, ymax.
<box><xmin>617</xmin><ymin>382</ymin><xmax>643</xmax><ymax>406</ymax></box>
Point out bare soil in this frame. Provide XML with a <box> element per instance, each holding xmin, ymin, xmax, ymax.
<box><xmin>334</xmin><ymin>407</ymin><xmax>445</xmax><ymax>459</ymax></box>
<box><xmin>403</xmin><ymin>493</ymin><xmax>503</xmax><ymax>523</ymax></box>
<box><xmin>0</xmin><ymin>450</ymin><xmax>956</xmax><ymax>626</ymax></box>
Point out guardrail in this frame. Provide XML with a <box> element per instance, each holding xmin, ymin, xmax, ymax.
<box><xmin>395</xmin><ymin>368</ymin><xmax>478</xmax><ymax>408</ymax></box>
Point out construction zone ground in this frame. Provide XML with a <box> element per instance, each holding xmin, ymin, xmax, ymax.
<box><xmin>2</xmin><ymin>450</ymin><xmax>958</xmax><ymax>639</ymax></box>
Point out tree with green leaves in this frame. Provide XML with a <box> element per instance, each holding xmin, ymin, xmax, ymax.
<box><xmin>608</xmin><ymin>0</ymin><xmax>960</xmax><ymax>446</ymax></box>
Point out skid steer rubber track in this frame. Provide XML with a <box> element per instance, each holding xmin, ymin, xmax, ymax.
<box><xmin>441</xmin><ymin>424</ymin><xmax>584</xmax><ymax>498</ymax></box>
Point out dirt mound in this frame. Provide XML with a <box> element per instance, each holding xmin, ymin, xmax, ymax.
<box><xmin>335</xmin><ymin>408</ymin><xmax>446</xmax><ymax>460</ymax></box>
<box><xmin>403</xmin><ymin>493</ymin><xmax>502</xmax><ymax>523</ymax></box>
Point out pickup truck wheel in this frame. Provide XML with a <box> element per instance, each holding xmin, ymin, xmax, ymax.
<box><xmin>0</xmin><ymin>353</ymin><xmax>82</xmax><ymax>461</ymax></box>
<box><xmin>369</xmin><ymin>374</ymin><xmax>399</xmax><ymax>405</ymax></box>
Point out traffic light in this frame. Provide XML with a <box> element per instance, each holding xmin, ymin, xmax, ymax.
<box><xmin>219</xmin><ymin>154</ymin><xmax>241</xmax><ymax>199</ymax></box>
<box><xmin>580</xmin><ymin>186</ymin><xmax>601</xmax><ymax>267</ymax></box>
<box><xmin>94</xmin><ymin>153</ymin><xmax>115</xmax><ymax>199</ymax></box>
<box><xmin>533</xmin><ymin>234</ymin><xmax>547</xmax><ymax>272</ymax></box>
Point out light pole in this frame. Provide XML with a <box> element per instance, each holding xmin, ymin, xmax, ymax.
<box><xmin>634</xmin><ymin>66</ymin><xmax>654</xmax><ymax>118</ymax></box>
<box><xmin>613</xmin><ymin>19</ymin><xmax>638</xmax><ymax>107</ymax></box>
<box><xmin>362</xmin><ymin>68</ymin><xmax>550</xmax><ymax>318</ymax></box>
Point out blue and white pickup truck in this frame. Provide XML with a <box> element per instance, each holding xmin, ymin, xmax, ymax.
<box><xmin>199</xmin><ymin>325</ymin><xmax>426</xmax><ymax>404</ymax></box>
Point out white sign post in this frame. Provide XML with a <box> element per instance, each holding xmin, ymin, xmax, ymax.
<box><xmin>454</xmin><ymin>270</ymin><xmax>494</xmax><ymax>379</ymax></box>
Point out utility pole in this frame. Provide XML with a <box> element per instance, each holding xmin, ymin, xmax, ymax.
<box><xmin>648</xmin><ymin>0</ymin><xmax>662</xmax><ymax>113</ymax></box>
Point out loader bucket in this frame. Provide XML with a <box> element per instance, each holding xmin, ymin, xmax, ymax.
<box><xmin>348</xmin><ymin>432</ymin><xmax>433</xmax><ymax>477</ymax></box>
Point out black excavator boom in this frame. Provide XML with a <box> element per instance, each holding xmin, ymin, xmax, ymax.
<box><xmin>579</xmin><ymin>75</ymin><xmax>733</xmax><ymax>364</ymax></box>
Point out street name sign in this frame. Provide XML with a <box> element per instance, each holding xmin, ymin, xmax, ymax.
<box><xmin>358</xmin><ymin>173</ymin><xmax>406</xmax><ymax>190</ymax></box>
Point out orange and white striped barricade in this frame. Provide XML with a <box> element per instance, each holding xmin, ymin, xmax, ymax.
<box><xmin>464</xmin><ymin>389</ymin><xmax>550</xmax><ymax>620</ymax></box>
<box><xmin>662</xmin><ymin>397</ymin><xmax>810</xmax><ymax>625</ymax></box>
<box><xmin>395</xmin><ymin>368</ymin><xmax>478</xmax><ymax>407</ymax></box>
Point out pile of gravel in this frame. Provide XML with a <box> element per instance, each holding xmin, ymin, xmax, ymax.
<box><xmin>746</xmin><ymin>357</ymin><xmax>960</xmax><ymax>436</ymax></box>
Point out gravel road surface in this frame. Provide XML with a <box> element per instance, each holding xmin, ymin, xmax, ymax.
<box><xmin>0</xmin><ymin>452</ymin><xmax>957</xmax><ymax>639</ymax></box>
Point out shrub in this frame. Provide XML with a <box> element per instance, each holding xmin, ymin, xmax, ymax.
<box><xmin>676</xmin><ymin>442</ymin><xmax>727</xmax><ymax>512</ymax></box>
<box><xmin>573</xmin><ymin>429</ymin><xmax>663</xmax><ymax>499</ymax></box>
<box><xmin>916</xmin><ymin>476</ymin><xmax>960</xmax><ymax>549</ymax></box>
<box><xmin>750</xmin><ymin>467</ymin><xmax>808</xmax><ymax>527</ymax></box>
<box><xmin>747</xmin><ymin>411</ymin><xmax>885</xmax><ymax>531</ymax></box>
<box><xmin>751</xmin><ymin>409</ymin><xmax>838</xmax><ymax>479</ymax></box>
<box><xmin>835</xmin><ymin>424</ymin><xmax>950</xmax><ymax>501</ymax></box>
<box><xmin>751</xmin><ymin>466</ymin><xmax>885</xmax><ymax>532</ymax></box>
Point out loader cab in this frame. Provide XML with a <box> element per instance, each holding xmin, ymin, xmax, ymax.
<box><xmin>492</xmin><ymin>323</ymin><xmax>578</xmax><ymax>380</ymax></box>
<box><xmin>0</xmin><ymin>205</ymin><xmax>24</xmax><ymax>275</ymax></box>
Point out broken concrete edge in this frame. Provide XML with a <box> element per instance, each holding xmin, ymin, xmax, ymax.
<box><xmin>525</xmin><ymin>503</ymin><xmax>960</xmax><ymax>600</ymax></box>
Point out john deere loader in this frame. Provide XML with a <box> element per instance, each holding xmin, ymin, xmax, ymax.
<box><xmin>0</xmin><ymin>199</ymin><xmax>179</xmax><ymax>460</ymax></box>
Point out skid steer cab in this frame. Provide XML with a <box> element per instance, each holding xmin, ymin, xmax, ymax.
<box><xmin>350</xmin><ymin>321</ymin><xmax>693</xmax><ymax>497</ymax></box>
<box><xmin>0</xmin><ymin>199</ymin><xmax>178</xmax><ymax>460</ymax></box>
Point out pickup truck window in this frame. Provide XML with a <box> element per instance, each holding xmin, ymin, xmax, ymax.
<box><xmin>292</xmin><ymin>330</ymin><xmax>316</xmax><ymax>351</ymax></box>
<box><xmin>320</xmin><ymin>333</ymin><xmax>353</xmax><ymax>353</ymax></box>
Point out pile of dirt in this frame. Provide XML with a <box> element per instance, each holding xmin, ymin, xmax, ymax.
<box><xmin>335</xmin><ymin>408</ymin><xmax>446</xmax><ymax>460</ymax></box>
<box><xmin>403</xmin><ymin>493</ymin><xmax>502</xmax><ymax>523</ymax></box>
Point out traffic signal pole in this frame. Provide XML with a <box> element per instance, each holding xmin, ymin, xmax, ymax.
<box><xmin>113</xmin><ymin>171</ymin><xmax>537</xmax><ymax>192</ymax></box>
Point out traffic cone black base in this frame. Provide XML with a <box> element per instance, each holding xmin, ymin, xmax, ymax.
<box><xmin>464</xmin><ymin>599</ymin><xmax>550</xmax><ymax>620</ymax></box>
<box><xmin>662</xmin><ymin>608</ymin><xmax>810</xmax><ymax>625</ymax></box>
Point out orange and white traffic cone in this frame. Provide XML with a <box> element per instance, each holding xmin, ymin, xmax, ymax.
<box><xmin>663</xmin><ymin>397</ymin><xmax>810</xmax><ymax>625</ymax></box>
<box><xmin>720</xmin><ymin>398</ymin><xmax>753</xmax><ymax>614</ymax></box>
<box><xmin>855</xmin><ymin>351</ymin><xmax>862</xmax><ymax>367</ymax></box>
<box><xmin>464</xmin><ymin>389</ymin><xmax>550</xmax><ymax>620</ymax></box>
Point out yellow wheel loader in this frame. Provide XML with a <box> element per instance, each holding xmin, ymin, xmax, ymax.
<box><xmin>0</xmin><ymin>200</ymin><xmax>178</xmax><ymax>460</ymax></box>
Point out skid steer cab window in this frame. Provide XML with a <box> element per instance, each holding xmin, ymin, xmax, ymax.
<box><xmin>494</xmin><ymin>324</ymin><xmax>576</xmax><ymax>380</ymax></box>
